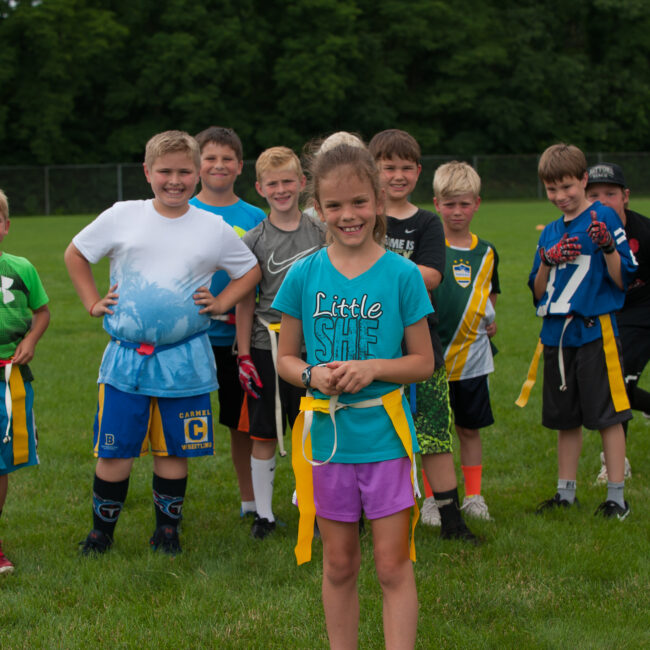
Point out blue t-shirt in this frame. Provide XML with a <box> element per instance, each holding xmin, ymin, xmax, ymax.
<box><xmin>529</xmin><ymin>201</ymin><xmax>638</xmax><ymax>347</ymax></box>
<box><xmin>189</xmin><ymin>197</ymin><xmax>266</xmax><ymax>346</ymax></box>
<box><xmin>272</xmin><ymin>248</ymin><xmax>432</xmax><ymax>463</ymax></box>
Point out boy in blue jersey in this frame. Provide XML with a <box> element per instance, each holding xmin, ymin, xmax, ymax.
<box><xmin>0</xmin><ymin>189</ymin><xmax>50</xmax><ymax>574</ymax></box>
<box><xmin>189</xmin><ymin>126</ymin><xmax>266</xmax><ymax>519</ymax></box>
<box><xmin>530</xmin><ymin>144</ymin><xmax>637</xmax><ymax>519</ymax></box>
<box><xmin>65</xmin><ymin>131</ymin><xmax>261</xmax><ymax>555</ymax></box>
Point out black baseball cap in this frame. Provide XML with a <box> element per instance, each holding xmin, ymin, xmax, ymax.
<box><xmin>587</xmin><ymin>162</ymin><xmax>626</xmax><ymax>188</ymax></box>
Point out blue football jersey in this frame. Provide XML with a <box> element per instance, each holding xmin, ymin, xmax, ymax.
<box><xmin>529</xmin><ymin>202</ymin><xmax>638</xmax><ymax>346</ymax></box>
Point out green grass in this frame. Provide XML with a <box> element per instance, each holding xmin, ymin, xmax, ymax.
<box><xmin>2</xmin><ymin>201</ymin><xmax>650</xmax><ymax>648</ymax></box>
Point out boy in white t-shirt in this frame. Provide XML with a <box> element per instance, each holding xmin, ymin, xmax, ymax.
<box><xmin>65</xmin><ymin>130</ymin><xmax>260</xmax><ymax>555</ymax></box>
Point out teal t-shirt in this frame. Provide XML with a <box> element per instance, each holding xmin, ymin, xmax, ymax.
<box><xmin>0</xmin><ymin>252</ymin><xmax>49</xmax><ymax>359</ymax></box>
<box><xmin>273</xmin><ymin>248</ymin><xmax>432</xmax><ymax>463</ymax></box>
<box><xmin>189</xmin><ymin>197</ymin><xmax>266</xmax><ymax>346</ymax></box>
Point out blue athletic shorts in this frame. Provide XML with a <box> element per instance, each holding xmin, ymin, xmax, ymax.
<box><xmin>0</xmin><ymin>375</ymin><xmax>38</xmax><ymax>475</ymax></box>
<box><xmin>93</xmin><ymin>384</ymin><xmax>214</xmax><ymax>458</ymax></box>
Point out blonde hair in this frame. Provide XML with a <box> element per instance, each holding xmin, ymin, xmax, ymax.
<box><xmin>255</xmin><ymin>146</ymin><xmax>303</xmax><ymax>182</ymax></box>
<box><xmin>0</xmin><ymin>189</ymin><xmax>8</xmax><ymax>221</ymax></box>
<box><xmin>144</xmin><ymin>130</ymin><xmax>200</xmax><ymax>170</ymax></box>
<box><xmin>433</xmin><ymin>161</ymin><xmax>481</xmax><ymax>199</ymax></box>
<box><xmin>538</xmin><ymin>143</ymin><xmax>587</xmax><ymax>183</ymax></box>
<box><xmin>318</xmin><ymin>131</ymin><xmax>365</xmax><ymax>155</ymax></box>
<box><xmin>311</xmin><ymin>144</ymin><xmax>386</xmax><ymax>245</ymax></box>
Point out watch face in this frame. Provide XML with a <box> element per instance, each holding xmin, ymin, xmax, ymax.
<box><xmin>302</xmin><ymin>366</ymin><xmax>311</xmax><ymax>387</ymax></box>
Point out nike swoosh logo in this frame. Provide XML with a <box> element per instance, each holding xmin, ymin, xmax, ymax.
<box><xmin>405</xmin><ymin>228</ymin><xmax>416</xmax><ymax>234</ymax></box>
<box><xmin>267</xmin><ymin>247</ymin><xmax>320</xmax><ymax>274</ymax></box>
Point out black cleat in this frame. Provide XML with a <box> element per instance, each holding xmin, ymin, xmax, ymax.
<box><xmin>150</xmin><ymin>525</ymin><xmax>182</xmax><ymax>555</ymax></box>
<box><xmin>80</xmin><ymin>529</ymin><xmax>113</xmax><ymax>556</ymax></box>
<box><xmin>251</xmin><ymin>515</ymin><xmax>276</xmax><ymax>539</ymax></box>
<box><xmin>536</xmin><ymin>493</ymin><xmax>579</xmax><ymax>513</ymax></box>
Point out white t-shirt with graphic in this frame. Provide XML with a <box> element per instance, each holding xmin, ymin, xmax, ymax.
<box><xmin>73</xmin><ymin>200</ymin><xmax>258</xmax><ymax>397</ymax></box>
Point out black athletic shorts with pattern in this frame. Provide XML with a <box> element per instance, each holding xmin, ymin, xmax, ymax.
<box><xmin>414</xmin><ymin>365</ymin><xmax>454</xmax><ymax>455</ymax></box>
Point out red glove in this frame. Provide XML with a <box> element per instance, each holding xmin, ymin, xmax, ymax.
<box><xmin>539</xmin><ymin>233</ymin><xmax>581</xmax><ymax>266</ymax></box>
<box><xmin>237</xmin><ymin>355</ymin><xmax>263</xmax><ymax>399</ymax></box>
<box><xmin>587</xmin><ymin>210</ymin><xmax>615</xmax><ymax>253</ymax></box>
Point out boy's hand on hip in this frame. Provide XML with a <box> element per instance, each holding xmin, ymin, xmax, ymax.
<box><xmin>193</xmin><ymin>286</ymin><xmax>221</xmax><ymax>315</ymax></box>
<box><xmin>237</xmin><ymin>355</ymin><xmax>263</xmax><ymax>399</ymax></box>
<box><xmin>587</xmin><ymin>210</ymin><xmax>615</xmax><ymax>253</ymax></box>
<box><xmin>90</xmin><ymin>283</ymin><xmax>119</xmax><ymax>317</ymax></box>
<box><xmin>539</xmin><ymin>233</ymin><xmax>581</xmax><ymax>266</ymax></box>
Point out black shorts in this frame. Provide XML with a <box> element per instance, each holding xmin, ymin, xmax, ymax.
<box><xmin>212</xmin><ymin>345</ymin><xmax>245</xmax><ymax>429</ymax></box>
<box><xmin>619</xmin><ymin>324</ymin><xmax>650</xmax><ymax>381</ymax></box>
<box><xmin>448</xmin><ymin>375</ymin><xmax>494</xmax><ymax>429</ymax></box>
<box><xmin>542</xmin><ymin>338</ymin><xmax>632</xmax><ymax>430</ymax></box>
<box><xmin>247</xmin><ymin>347</ymin><xmax>304</xmax><ymax>440</ymax></box>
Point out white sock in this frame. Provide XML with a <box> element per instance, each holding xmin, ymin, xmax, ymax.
<box><xmin>241</xmin><ymin>500</ymin><xmax>256</xmax><ymax>514</ymax></box>
<box><xmin>251</xmin><ymin>456</ymin><xmax>276</xmax><ymax>522</ymax></box>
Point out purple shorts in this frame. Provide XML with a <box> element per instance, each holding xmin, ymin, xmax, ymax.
<box><xmin>313</xmin><ymin>457</ymin><xmax>414</xmax><ymax>522</ymax></box>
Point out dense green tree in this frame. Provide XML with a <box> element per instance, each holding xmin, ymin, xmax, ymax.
<box><xmin>1</xmin><ymin>0</ymin><xmax>650</xmax><ymax>164</ymax></box>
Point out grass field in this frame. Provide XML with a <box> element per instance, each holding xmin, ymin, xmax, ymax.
<box><xmin>1</xmin><ymin>200</ymin><xmax>649</xmax><ymax>649</ymax></box>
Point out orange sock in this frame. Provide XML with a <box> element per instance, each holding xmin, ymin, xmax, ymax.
<box><xmin>461</xmin><ymin>465</ymin><xmax>482</xmax><ymax>497</ymax></box>
<box><xmin>421</xmin><ymin>469</ymin><xmax>434</xmax><ymax>498</ymax></box>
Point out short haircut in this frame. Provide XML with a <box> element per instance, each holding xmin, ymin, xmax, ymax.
<box><xmin>194</xmin><ymin>126</ymin><xmax>244</xmax><ymax>160</ymax></box>
<box><xmin>368</xmin><ymin>129</ymin><xmax>421</xmax><ymax>163</ymax></box>
<box><xmin>433</xmin><ymin>161</ymin><xmax>481</xmax><ymax>199</ymax></box>
<box><xmin>144</xmin><ymin>130</ymin><xmax>200</xmax><ymax>170</ymax></box>
<box><xmin>318</xmin><ymin>131</ymin><xmax>365</xmax><ymax>155</ymax></box>
<box><xmin>0</xmin><ymin>189</ymin><xmax>8</xmax><ymax>221</ymax></box>
<box><xmin>255</xmin><ymin>146</ymin><xmax>303</xmax><ymax>182</ymax></box>
<box><xmin>311</xmin><ymin>144</ymin><xmax>386</xmax><ymax>245</ymax></box>
<box><xmin>538</xmin><ymin>143</ymin><xmax>587</xmax><ymax>183</ymax></box>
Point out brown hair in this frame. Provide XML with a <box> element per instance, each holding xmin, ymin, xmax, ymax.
<box><xmin>538</xmin><ymin>143</ymin><xmax>587</xmax><ymax>183</ymax></box>
<box><xmin>311</xmin><ymin>144</ymin><xmax>386</xmax><ymax>245</ymax></box>
<box><xmin>368</xmin><ymin>129</ymin><xmax>421</xmax><ymax>163</ymax></box>
<box><xmin>144</xmin><ymin>130</ymin><xmax>200</xmax><ymax>170</ymax></box>
<box><xmin>194</xmin><ymin>126</ymin><xmax>244</xmax><ymax>160</ymax></box>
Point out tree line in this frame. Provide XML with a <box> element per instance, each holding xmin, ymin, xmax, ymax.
<box><xmin>1</xmin><ymin>0</ymin><xmax>649</xmax><ymax>165</ymax></box>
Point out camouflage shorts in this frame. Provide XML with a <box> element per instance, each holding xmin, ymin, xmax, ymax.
<box><xmin>413</xmin><ymin>365</ymin><xmax>454</xmax><ymax>455</ymax></box>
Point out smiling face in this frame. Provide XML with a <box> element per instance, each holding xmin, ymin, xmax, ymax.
<box><xmin>199</xmin><ymin>142</ymin><xmax>243</xmax><ymax>195</ymax></box>
<box><xmin>586</xmin><ymin>183</ymin><xmax>628</xmax><ymax>220</ymax></box>
<box><xmin>434</xmin><ymin>192</ymin><xmax>480</xmax><ymax>236</ymax></box>
<box><xmin>316</xmin><ymin>166</ymin><xmax>383</xmax><ymax>252</ymax></box>
<box><xmin>542</xmin><ymin>173</ymin><xmax>589</xmax><ymax>220</ymax></box>
<box><xmin>255</xmin><ymin>166</ymin><xmax>305</xmax><ymax>217</ymax></box>
<box><xmin>144</xmin><ymin>151</ymin><xmax>200</xmax><ymax>218</ymax></box>
<box><xmin>376</xmin><ymin>155</ymin><xmax>421</xmax><ymax>203</ymax></box>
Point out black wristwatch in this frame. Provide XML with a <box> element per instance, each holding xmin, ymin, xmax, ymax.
<box><xmin>301</xmin><ymin>365</ymin><xmax>314</xmax><ymax>388</ymax></box>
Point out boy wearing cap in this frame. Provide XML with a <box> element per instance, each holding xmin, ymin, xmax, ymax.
<box><xmin>586</xmin><ymin>162</ymin><xmax>650</xmax><ymax>482</ymax></box>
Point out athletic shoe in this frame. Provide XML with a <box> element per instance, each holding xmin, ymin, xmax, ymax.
<box><xmin>150</xmin><ymin>525</ymin><xmax>182</xmax><ymax>555</ymax></box>
<box><xmin>594</xmin><ymin>500</ymin><xmax>630</xmax><ymax>520</ymax></box>
<box><xmin>239</xmin><ymin>507</ymin><xmax>258</xmax><ymax>519</ymax></box>
<box><xmin>440</xmin><ymin>520</ymin><xmax>479</xmax><ymax>544</ymax></box>
<box><xmin>536</xmin><ymin>493</ymin><xmax>579</xmax><ymax>513</ymax></box>
<box><xmin>0</xmin><ymin>540</ymin><xmax>14</xmax><ymax>574</ymax></box>
<box><xmin>420</xmin><ymin>497</ymin><xmax>441</xmax><ymax>527</ymax></box>
<box><xmin>79</xmin><ymin>529</ymin><xmax>113</xmax><ymax>556</ymax></box>
<box><xmin>460</xmin><ymin>494</ymin><xmax>491</xmax><ymax>520</ymax></box>
<box><xmin>251</xmin><ymin>515</ymin><xmax>276</xmax><ymax>539</ymax></box>
<box><xmin>595</xmin><ymin>451</ymin><xmax>632</xmax><ymax>485</ymax></box>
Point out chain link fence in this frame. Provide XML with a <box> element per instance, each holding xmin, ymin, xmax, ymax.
<box><xmin>2</xmin><ymin>153</ymin><xmax>650</xmax><ymax>216</ymax></box>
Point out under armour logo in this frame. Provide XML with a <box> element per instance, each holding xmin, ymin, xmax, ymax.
<box><xmin>1</xmin><ymin>276</ymin><xmax>15</xmax><ymax>304</ymax></box>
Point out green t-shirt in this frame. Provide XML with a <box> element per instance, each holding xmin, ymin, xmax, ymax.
<box><xmin>0</xmin><ymin>252</ymin><xmax>49</xmax><ymax>359</ymax></box>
